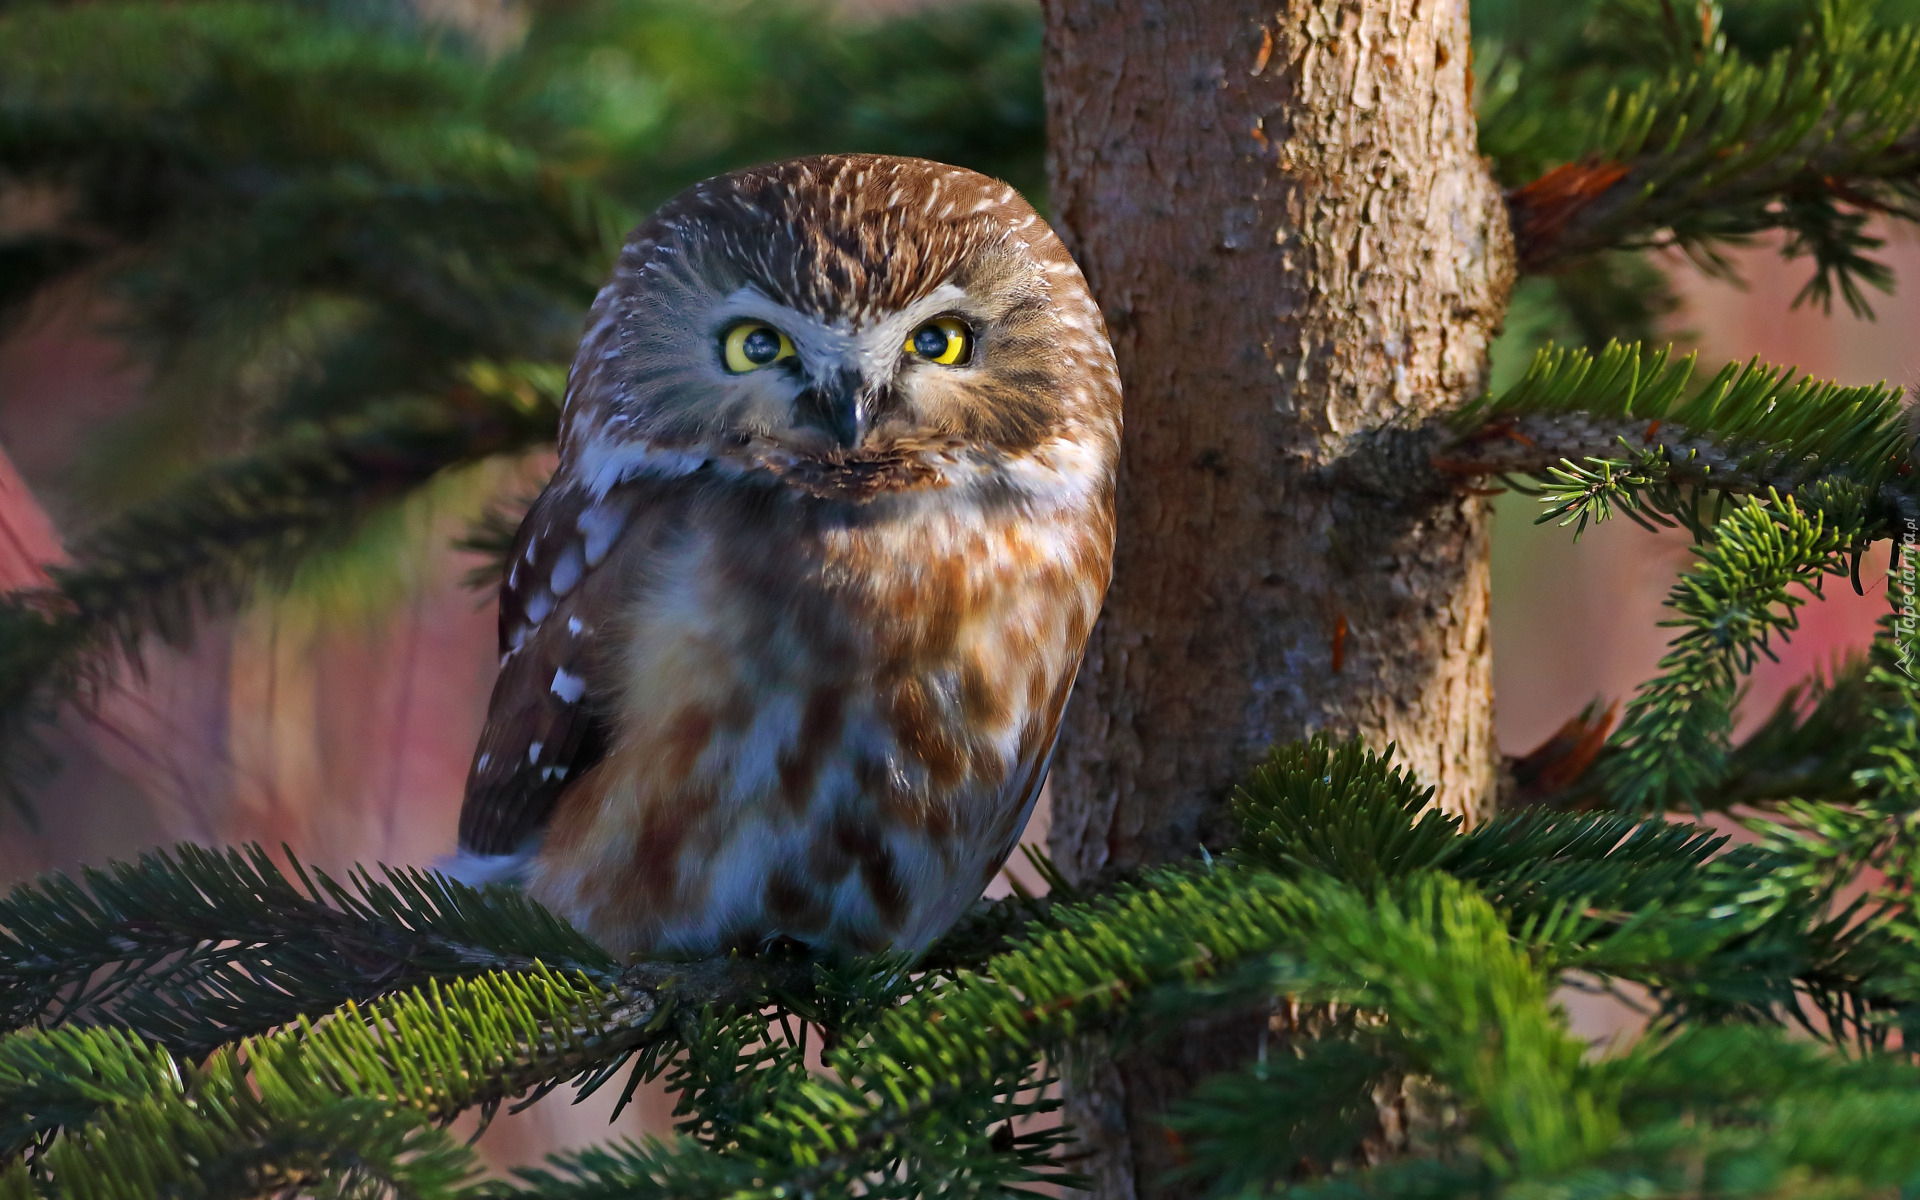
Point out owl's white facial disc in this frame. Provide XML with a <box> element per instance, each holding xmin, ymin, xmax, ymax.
<box><xmin>694</xmin><ymin>281</ymin><xmax>992</xmax><ymax>452</ymax></box>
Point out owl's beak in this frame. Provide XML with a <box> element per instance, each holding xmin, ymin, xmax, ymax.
<box><xmin>795</xmin><ymin>370</ymin><xmax>872</xmax><ymax>451</ymax></box>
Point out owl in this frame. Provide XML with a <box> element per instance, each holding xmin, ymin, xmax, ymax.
<box><xmin>451</xmin><ymin>154</ymin><xmax>1121</xmax><ymax>958</ymax></box>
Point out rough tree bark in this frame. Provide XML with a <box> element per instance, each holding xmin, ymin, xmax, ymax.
<box><xmin>1041</xmin><ymin>2</ymin><xmax>1515</xmax><ymax>1196</ymax></box>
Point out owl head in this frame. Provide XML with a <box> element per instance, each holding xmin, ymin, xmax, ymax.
<box><xmin>558</xmin><ymin>155</ymin><xmax>1119</xmax><ymax>504</ymax></box>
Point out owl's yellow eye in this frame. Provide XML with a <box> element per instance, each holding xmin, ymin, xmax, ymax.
<box><xmin>722</xmin><ymin>322</ymin><xmax>796</xmax><ymax>373</ymax></box>
<box><xmin>905</xmin><ymin>317</ymin><xmax>971</xmax><ymax>366</ymax></box>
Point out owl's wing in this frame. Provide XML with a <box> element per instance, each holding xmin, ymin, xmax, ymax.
<box><xmin>457</xmin><ymin>480</ymin><xmax>659</xmax><ymax>857</ymax></box>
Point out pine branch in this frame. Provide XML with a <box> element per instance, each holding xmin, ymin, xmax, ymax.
<box><xmin>1695</xmin><ymin>656</ymin><xmax>1879</xmax><ymax>809</ymax></box>
<box><xmin>1234</xmin><ymin>737</ymin><xmax>1720</xmax><ymax>935</ymax></box>
<box><xmin>0</xmin><ymin>969</ymin><xmax>631</xmax><ymax>1198</ymax></box>
<box><xmin>0</xmin><ymin>957</ymin><xmax>883</xmax><ymax>1196</ymax></box>
<box><xmin>1283</xmin><ymin>1027</ymin><xmax>1920</xmax><ymax>1200</ymax></box>
<box><xmin>10</xmin><ymin>928</ymin><xmax>1041</xmax><ymax>1197</ymax></box>
<box><xmin>0</xmin><ymin>2</ymin><xmax>618</xmax><ymax>352</ymax></box>
<box><xmin>0</xmin><ymin>4</ymin><xmax>607</xmax><ymax>747</ymax></box>
<box><xmin>0</xmin><ymin>870</ymin><xmax>842</xmax><ymax>1181</ymax></box>
<box><xmin>1164</xmin><ymin>1038</ymin><xmax>1393</xmax><ymax>1190</ymax></box>
<box><xmin>1443</xmin><ymin>346</ymin><xmax>1899</xmax><ymax>815</ymax></box>
<box><xmin>1447</xmin><ymin>343</ymin><xmax>1918</xmax><ymax>823</ymax></box>
<box><xmin>56</xmin><ymin>371</ymin><xmax>554</xmax><ymax>645</ymax></box>
<box><xmin>1441</xmin><ymin>342</ymin><xmax>1913</xmax><ymax>532</ymax></box>
<box><xmin>1504</xmin><ymin>0</ymin><xmax>1920</xmax><ymax>313</ymax></box>
<box><xmin>1596</xmin><ymin>492</ymin><xmax>1859</xmax><ymax>812</ymax></box>
<box><xmin>1229</xmin><ymin>738</ymin><xmax>1464</xmax><ymax>885</ymax></box>
<box><xmin>0</xmin><ymin>371</ymin><xmax>557</xmax><ymax>812</ymax></box>
<box><xmin>1606</xmin><ymin>1024</ymin><xmax>1920</xmax><ymax>1187</ymax></box>
<box><xmin>0</xmin><ymin>1026</ymin><xmax>180</xmax><ymax>1165</ymax></box>
<box><xmin>1845</xmin><ymin>635</ymin><xmax>1920</xmax><ymax>890</ymax></box>
<box><xmin>0</xmin><ymin>822</ymin><xmax>1109</xmax><ymax>1060</ymax></box>
<box><xmin>0</xmin><ymin>842</ymin><xmax>614</xmax><ymax>1053</ymax></box>
<box><xmin>1237</xmin><ymin>735</ymin><xmax>1920</xmax><ymax>1044</ymax></box>
<box><xmin>1218</xmin><ymin>742</ymin><xmax>1920</xmax><ymax>1188</ymax></box>
<box><xmin>505</xmin><ymin>872</ymin><xmax>1589</xmax><ymax>1200</ymax></box>
<box><xmin>1449</xmin><ymin>810</ymin><xmax>1730</xmax><ymax>923</ymax></box>
<box><xmin>10</xmin><ymin>736</ymin><xmax>1920</xmax><ymax>1196</ymax></box>
<box><xmin>3</xmin><ymin>1096</ymin><xmax>473</xmax><ymax>1200</ymax></box>
<box><xmin>1535</xmin><ymin>657</ymin><xmax>1878</xmax><ymax>814</ymax></box>
<box><xmin>538</xmin><ymin>820</ymin><xmax>1889</xmax><ymax>1200</ymax></box>
<box><xmin>1512</xmin><ymin>660</ymin><xmax>1873</xmax><ymax>810</ymax></box>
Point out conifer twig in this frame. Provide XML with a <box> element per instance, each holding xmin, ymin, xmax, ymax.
<box><xmin>0</xmin><ymin>836</ymin><xmax>1096</xmax><ymax>1060</ymax></box>
<box><xmin>0</xmin><ymin>842</ymin><xmax>610</xmax><ymax>1051</ymax></box>
<box><xmin>1505</xmin><ymin>2</ymin><xmax>1920</xmax><ymax>314</ymax></box>
<box><xmin>0</xmin><ymin>375</ymin><xmax>558</xmax><ymax>813</ymax></box>
<box><xmin>1438</xmin><ymin>341</ymin><xmax>1911</xmax><ymax>539</ymax></box>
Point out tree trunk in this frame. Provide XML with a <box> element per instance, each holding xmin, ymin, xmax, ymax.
<box><xmin>1041</xmin><ymin>2</ymin><xmax>1515</xmax><ymax>1196</ymax></box>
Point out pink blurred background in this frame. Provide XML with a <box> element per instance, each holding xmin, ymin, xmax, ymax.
<box><xmin>0</xmin><ymin>234</ymin><xmax>1907</xmax><ymax>1166</ymax></box>
<box><xmin>1491</xmin><ymin>244</ymin><xmax>1909</xmax><ymax>756</ymax></box>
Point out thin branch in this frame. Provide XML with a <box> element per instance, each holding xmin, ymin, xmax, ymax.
<box><xmin>1435</xmin><ymin>342</ymin><xmax>1911</xmax><ymax>537</ymax></box>
<box><xmin>0</xmin><ymin>374</ymin><xmax>558</xmax><ymax>813</ymax></box>
<box><xmin>1505</xmin><ymin>3</ymin><xmax>1920</xmax><ymax>312</ymax></box>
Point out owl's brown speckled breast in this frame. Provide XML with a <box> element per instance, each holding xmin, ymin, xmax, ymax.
<box><xmin>522</xmin><ymin>484</ymin><xmax>1111</xmax><ymax>957</ymax></box>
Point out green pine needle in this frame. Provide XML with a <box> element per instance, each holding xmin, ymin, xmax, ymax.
<box><xmin>0</xmin><ymin>841</ymin><xmax>615</xmax><ymax>1053</ymax></box>
<box><xmin>1600</xmin><ymin>492</ymin><xmax>1856</xmax><ymax>812</ymax></box>
<box><xmin>0</xmin><ymin>377</ymin><xmax>556</xmax><ymax>813</ymax></box>
<box><xmin>0</xmin><ymin>966</ymin><xmax>629</xmax><ymax>1198</ymax></box>
<box><xmin>1501</xmin><ymin>0</ymin><xmax>1920</xmax><ymax>314</ymax></box>
<box><xmin>1454</xmin><ymin>341</ymin><xmax>1911</xmax><ymax>530</ymax></box>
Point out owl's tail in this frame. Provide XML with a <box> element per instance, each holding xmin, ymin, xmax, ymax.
<box><xmin>434</xmin><ymin>846</ymin><xmax>536</xmax><ymax>889</ymax></box>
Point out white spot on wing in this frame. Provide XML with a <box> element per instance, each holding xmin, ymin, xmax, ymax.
<box><xmin>577</xmin><ymin>437</ymin><xmax>708</xmax><ymax>498</ymax></box>
<box><xmin>528</xmin><ymin>741</ymin><xmax>545</xmax><ymax>763</ymax></box>
<box><xmin>524</xmin><ymin>589</ymin><xmax>553</xmax><ymax>625</ymax></box>
<box><xmin>551</xmin><ymin>668</ymin><xmax>586</xmax><ymax>704</ymax></box>
<box><xmin>549</xmin><ymin>543</ymin><xmax>584</xmax><ymax>596</ymax></box>
<box><xmin>577</xmin><ymin>503</ymin><xmax>629</xmax><ymax>566</ymax></box>
<box><xmin>437</xmin><ymin>849</ymin><xmax>534</xmax><ymax>887</ymax></box>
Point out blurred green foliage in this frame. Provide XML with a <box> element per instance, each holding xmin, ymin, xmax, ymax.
<box><xmin>0</xmin><ymin>0</ymin><xmax>1042</xmax><ymax>514</ymax></box>
<box><xmin>1476</xmin><ymin>0</ymin><xmax>1920</xmax><ymax>184</ymax></box>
